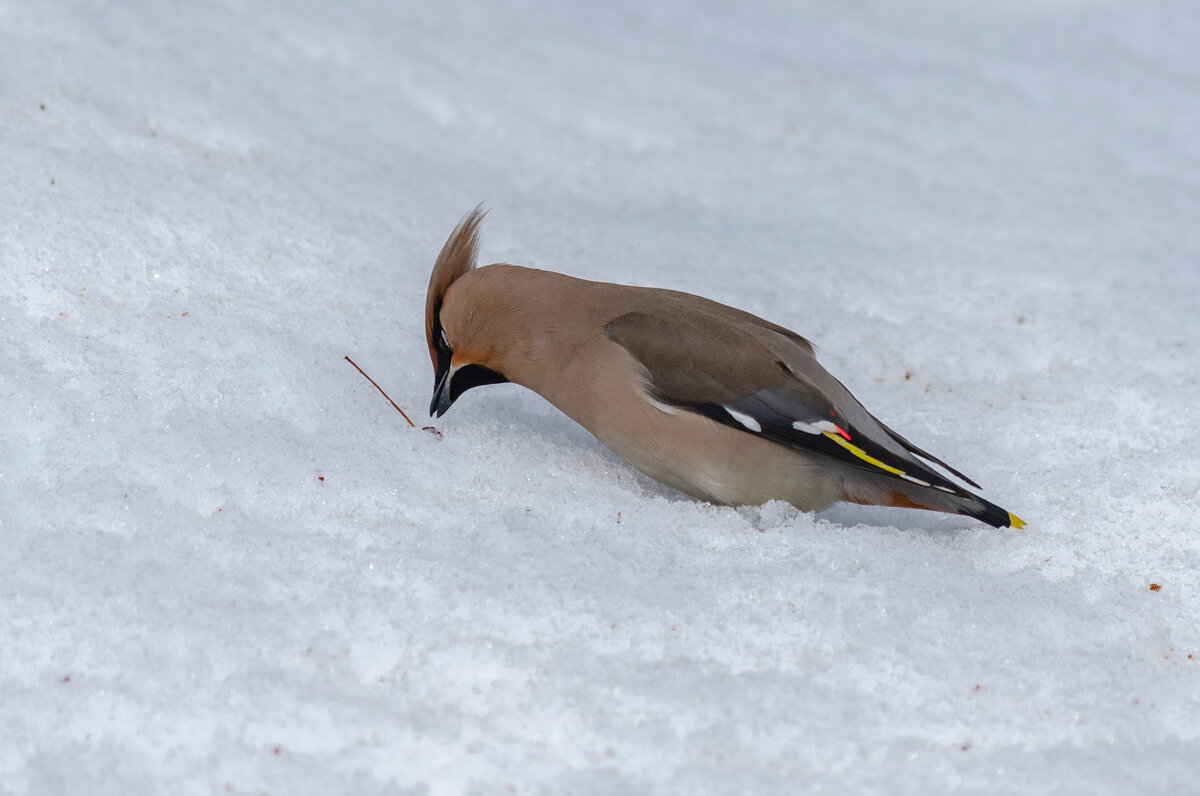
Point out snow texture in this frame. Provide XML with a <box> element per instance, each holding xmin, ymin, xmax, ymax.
<box><xmin>3</xmin><ymin>0</ymin><xmax>1199</xmax><ymax>793</ymax></box>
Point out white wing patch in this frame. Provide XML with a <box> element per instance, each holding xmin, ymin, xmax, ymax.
<box><xmin>647</xmin><ymin>396</ymin><xmax>678</xmax><ymax>415</ymax></box>
<box><xmin>792</xmin><ymin>419</ymin><xmax>841</xmax><ymax>435</ymax></box>
<box><xmin>724</xmin><ymin>407</ymin><xmax>762</xmax><ymax>432</ymax></box>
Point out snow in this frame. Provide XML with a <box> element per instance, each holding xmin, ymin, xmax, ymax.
<box><xmin>3</xmin><ymin>0</ymin><xmax>1199</xmax><ymax>793</ymax></box>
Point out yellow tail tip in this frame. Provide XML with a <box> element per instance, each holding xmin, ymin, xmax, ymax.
<box><xmin>1007</xmin><ymin>512</ymin><xmax>1027</xmax><ymax>529</ymax></box>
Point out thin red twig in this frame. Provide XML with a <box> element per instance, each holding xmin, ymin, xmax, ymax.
<box><xmin>345</xmin><ymin>355</ymin><xmax>415</xmax><ymax>427</ymax></box>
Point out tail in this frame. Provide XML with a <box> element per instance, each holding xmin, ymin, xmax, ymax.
<box><xmin>840</xmin><ymin>465</ymin><xmax>1025</xmax><ymax>529</ymax></box>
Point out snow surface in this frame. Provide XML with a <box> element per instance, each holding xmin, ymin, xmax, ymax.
<box><xmin>3</xmin><ymin>0</ymin><xmax>1199</xmax><ymax>793</ymax></box>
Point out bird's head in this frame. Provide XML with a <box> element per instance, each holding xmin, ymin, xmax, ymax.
<box><xmin>425</xmin><ymin>206</ymin><xmax>510</xmax><ymax>417</ymax></box>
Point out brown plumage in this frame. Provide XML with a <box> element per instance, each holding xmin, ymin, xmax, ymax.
<box><xmin>424</xmin><ymin>207</ymin><xmax>1024</xmax><ymax>528</ymax></box>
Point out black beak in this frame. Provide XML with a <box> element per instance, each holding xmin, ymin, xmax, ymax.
<box><xmin>430</xmin><ymin>364</ymin><xmax>454</xmax><ymax>417</ymax></box>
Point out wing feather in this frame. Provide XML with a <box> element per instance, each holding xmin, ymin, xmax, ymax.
<box><xmin>605</xmin><ymin>309</ymin><xmax>977</xmax><ymax>495</ymax></box>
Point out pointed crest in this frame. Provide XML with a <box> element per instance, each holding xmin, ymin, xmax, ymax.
<box><xmin>426</xmin><ymin>205</ymin><xmax>486</xmax><ymax>365</ymax></box>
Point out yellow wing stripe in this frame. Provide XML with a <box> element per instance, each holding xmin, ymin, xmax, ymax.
<box><xmin>822</xmin><ymin>431</ymin><xmax>907</xmax><ymax>476</ymax></box>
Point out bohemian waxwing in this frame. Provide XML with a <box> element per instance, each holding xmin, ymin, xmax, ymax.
<box><xmin>425</xmin><ymin>207</ymin><xmax>1024</xmax><ymax>529</ymax></box>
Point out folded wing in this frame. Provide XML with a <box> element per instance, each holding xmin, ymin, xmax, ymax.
<box><xmin>604</xmin><ymin>309</ymin><xmax>989</xmax><ymax>502</ymax></box>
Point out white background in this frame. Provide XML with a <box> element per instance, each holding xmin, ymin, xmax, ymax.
<box><xmin>3</xmin><ymin>1</ymin><xmax>1198</xmax><ymax>793</ymax></box>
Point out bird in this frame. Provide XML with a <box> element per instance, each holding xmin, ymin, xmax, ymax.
<box><xmin>425</xmin><ymin>207</ymin><xmax>1024</xmax><ymax>529</ymax></box>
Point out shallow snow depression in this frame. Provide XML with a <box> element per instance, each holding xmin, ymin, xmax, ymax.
<box><xmin>3</xmin><ymin>0</ymin><xmax>1199</xmax><ymax>794</ymax></box>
